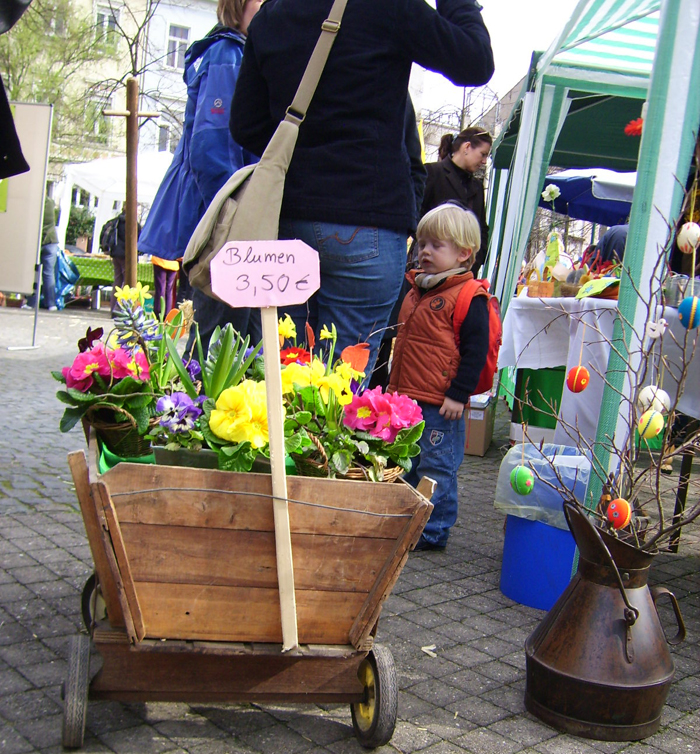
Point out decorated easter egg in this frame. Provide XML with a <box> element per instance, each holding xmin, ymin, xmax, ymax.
<box><xmin>637</xmin><ymin>385</ymin><xmax>671</xmax><ymax>414</ymax></box>
<box><xmin>638</xmin><ymin>409</ymin><xmax>664</xmax><ymax>440</ymax></box>
<box><xmin>566</xmin><ymin>365</ymin><xmax>590</xmax><ymax>393</ymax></box>
<box><xmin>510</xmin><ymin>465</ymin><xmax>535</xmax><ymax>495</ymax></box>
<box><xmin>678</xmin><ymin>296</ymin><xmax>700</xmax><ymax>329</ymax></box>
<box><xmin>607</xmin><ymin>498</ymin><xmax>632</xmax><ymax>529</ymax></box>
<box><xmin>676</xmin><ymin>222</ymin><xmax>700</xmax><ymax>254</ymax></box>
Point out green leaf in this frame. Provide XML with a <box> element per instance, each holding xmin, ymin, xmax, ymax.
<box><xmin>51</xmin><ymin>370</ymin><xmax>66</xmax><ymax>383</ymax></box>
<box><xmin>330</xmin><ymin>449</ymin><xmax>352</xmax><ymax>475</ymax></box>
<box><xmin>294</xmin><ymin>411</ymin><xmax>312</xmax><ymax>426</ymax></box>
<box><xmin>164</xmin><ymin>334</ymin><xmax>199</xmax><ymax>399</ymax></box>
<box><xmin>285</xmin><ymin>434</ymin><xmax>303</xmax><ymax>454</ymax></box>
<box><xmin>63</xmin><ymin>387</ymin><xmax>101</xmax><ymax>404</ymax></box>
<box><xmin>60</xmin><ymin>406</ymin><xmax>88</xmax><ymax>432</ymax></box>
<box><xmin>208</xmin><ymin>325</ymin><xmax>236</xmax><ymax>400</ymax></box>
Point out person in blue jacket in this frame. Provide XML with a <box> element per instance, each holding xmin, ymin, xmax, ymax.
<box><xmin>230</xmin><ymin>0</ymin><xmax>494</xmax><ymax>378</ymax></box>
<box><xmin>139</xmin><ymin>0</ymin><xmax>263</xmax><ymax>349</ymax></box>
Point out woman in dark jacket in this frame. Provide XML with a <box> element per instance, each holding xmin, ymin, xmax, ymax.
<box><xmin>230</xmin><ymin>0</ymin><xmax>493</xmax><ymax>377</ymax></box>
<box><xmin>421</xmin><ymin>127</ymin><xmax>492</xmax><ymax>277</ymax></box>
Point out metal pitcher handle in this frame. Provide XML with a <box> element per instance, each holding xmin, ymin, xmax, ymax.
<box><xmin>650</xmin><ymin>586</ymin><xmax>686</xmax><ymax>645</ymax></box>
<box><xmin>563</xmin><ymin>502</ymin><xmax>640</xmax><ymax>625</ymax></box>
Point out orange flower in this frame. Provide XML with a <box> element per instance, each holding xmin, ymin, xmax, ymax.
<box><xmin>341</xmin><ymin>342</ymin><xmax>370</xmax><ymax>372</ymax></box>
<box><xmin>305</xmin><ymin>321</ymin><xmax>316</xmax><ymax>351</ymax></box>
<box><xmin>624</xmin><ymin>118</ymin><xmax>643</xmax><ymax>136</ymax></box>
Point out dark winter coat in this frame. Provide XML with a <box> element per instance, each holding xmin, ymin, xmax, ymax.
<box><xmin>230</xmin><ymin>0</ymin><xmax>493</xmax><ymax>234</ymax></box>
<box><xmin>420</xmin><ymin>157</ymin><xmax>489</xmax><ymax>275</ymax></box>
<box><xmin>138</xmin><ymin>26</ymin><xmax>258</xmax><ymax>260</ymax></box>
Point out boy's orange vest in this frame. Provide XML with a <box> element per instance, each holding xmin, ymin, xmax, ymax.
<box><xmin>388</xmin><ymin>270</ymin><xmax>486</xmax><ymax>406</ymax></box>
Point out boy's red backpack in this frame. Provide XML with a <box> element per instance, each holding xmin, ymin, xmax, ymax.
<box><xmin>452</xmin><ymin>278</ymin><xmax>502</xmax><ymax>396</ymax></box>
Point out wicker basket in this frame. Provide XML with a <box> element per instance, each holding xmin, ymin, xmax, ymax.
<box><xmin>293</xmin><ymin>433</ymin><xmax>404</xmax><ymax>482</ymax></box>
<box><xmin>526</xmin><ymin>269</ymin><xmax>555</xmax><ymax>298</ymax></box>
<box><xmin>85</xmin><ymin>416</ymin><xmax>158</xmax><ymax>458</ymax></box>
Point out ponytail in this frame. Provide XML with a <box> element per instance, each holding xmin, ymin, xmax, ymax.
<box><xmin>438</xmin><ymin>134</ymin><xmax>454</xmax><ymax>161</ymax></box>
<box><xmin>441</xmin><ymin>127</ymin><xmax>493</xmax><ymax>161</ymax></box>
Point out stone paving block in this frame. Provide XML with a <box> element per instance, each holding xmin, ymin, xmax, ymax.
<box><xmin>189</xmin><ymin>705</ymin><xmax>277</xmax><ymax>736</ymax></box>
<box><xmin>488</xmin><ymin>715</ymin><xmax>558</xmax><ymax>747</ymax></box>
<box><xmin>0</xmin><ymin>688</ymin><xmax>61</xmax><ymax>723</ymax></box>
<box><xmin>0</xmin><ymin>722</ymin><xmax>35</xmax><ymax>754</ymax></box>
<box><xmin>407</xmin><ymin>679</ymin><xmax>470</xmax><ymax>707</ymax></box>
<box><xmin>0</xmin><ymin>640</ymin><xmax>59</xmax><ymax>667</ymax></box>
<box><xmin>0</xmin><ymin>667</ymin><xmax>33</xmax><ymax>695</ymax></box>
<box><xmin>98</xmin><ymin>722</ymin><xmax>182</xmax><ymax>754</ymax></box>
<box><xmin>236</xmin><ymin>721</ymin><xmax>315</xmax><ymax>754</ymax></box>
<box><xmin>287</xmin><ymin>710</ymin><xmax>353</xmax><ymax>746</ymax></box>
<box><xmin>452</xmin><ymin>726</ymin><xmax>523</xmax><ymax>754</ymax></box>
<box><xmin>446</xmin><ymin>696</ymin><xmax>512</xmax><ymax>727</ymax></box>
<box><xmin>12</xmin><ymin>713</ymin><xmax>63</xmax><ymax>749</ymax></box>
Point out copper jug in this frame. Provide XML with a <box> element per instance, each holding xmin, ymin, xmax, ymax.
<box><xmin>525</xmin><ymin>502</ymin><xmax>686</xmax><ymax>741</ymax></box>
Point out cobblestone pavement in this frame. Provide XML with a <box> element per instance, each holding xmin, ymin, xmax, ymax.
<box><xmin>1</xmin><ymin>306</ymin><xmax>698</xmax><ymax>754</ymax></box>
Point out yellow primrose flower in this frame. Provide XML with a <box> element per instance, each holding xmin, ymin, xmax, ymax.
<box><xmin>278</xmin><ymin>314</ymin><xmax>297</xmax><ymax>341</ymax></box>
<box><xmin>209</xmin><ymin>384</ymin><xmax>253</xmax><ymax>442</ymax></box>
<box><xmin>319</xmin><ymin>323</ymin><xmax>337</xmax><ymax>341</ymax></box>
<box><xmin>245</xmin><ymin>399</ymin><xmax>270</xmax><ymax>448</ymax></box>
<box><xmin>281</xmin><ymin>362</ymin><xmax>312</xmax><ymax>394</ymax></box>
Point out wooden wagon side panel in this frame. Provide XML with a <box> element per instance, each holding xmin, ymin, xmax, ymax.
<box><xmin>98</xmin><ymin>463</ymin><xmax>432</xmax><ymax>646</ymax></box>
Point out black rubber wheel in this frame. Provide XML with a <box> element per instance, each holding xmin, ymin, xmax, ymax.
<box><xmin>350</xmin><ymin>644</ymin><xmax>398</xmax><ymax>749</ymax></box>
<box><xmin>62</xmin><ymin>634</ymin><xmax>90</xmax><ymax>749</ymax></box>
<box><xmin>80</xmin><ymin>573</ymin><xmax>106</xmax><ymax>631</ymax></box>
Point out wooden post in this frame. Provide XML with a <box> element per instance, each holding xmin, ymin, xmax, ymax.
<box><xmin>125</xmin><ymin>78</ymin><xmax>139</xmax><ymax>288</ymax></box>
<box><xmin>261</xmin><ymin>307</ymin><xmax>298</xmax><ymax>651</ymax></box>
<box><xmin>103</xmin><ymin>78</ymin><xmax>159</xmax><ymax>289</ymax></box>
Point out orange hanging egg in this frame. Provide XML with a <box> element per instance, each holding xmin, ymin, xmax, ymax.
<box><xmin>607</xmin><ymin>498</ymin><xmax>632</xmax><ymax>529</ymax></box>
<box><xmin>566</xmin><ymin>366</ymin><xmax>590</xmax><ymax>393</ymax></box>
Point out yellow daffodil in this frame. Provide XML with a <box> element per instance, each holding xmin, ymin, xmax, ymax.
<box><xmin>114</xmin><ymin>282</ymin><xmax>152</xmax><ymax>305</ymax></box>
<box><xmin>335</xmin><ymin>360</ymin><xmax>365</xmax><ymax>384</ymax></box>
<box><xmin>320</xmin><ymin>323</ymin><xmax>337</xmax><ymax>341</ymax></box>
<box><xmin>278</xmin><ymin>314</ymin><xmax>297</xmax><ymax>341</ymax></box>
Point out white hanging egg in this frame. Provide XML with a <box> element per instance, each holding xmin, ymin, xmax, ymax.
<box><xmin>677</xmin><ymin>222</ymin><xmax>700</xmax><ymax>254</ymax></box>
<box><xmin>637</xmin><ymin>385</ymin><xmax>671</xmax><ymax>413</ymax></box>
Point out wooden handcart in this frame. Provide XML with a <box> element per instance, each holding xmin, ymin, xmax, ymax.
<box><xmin>63</xmin><ymin>435</ymin><xmax>433</xmax><ymax>749</ymax></box>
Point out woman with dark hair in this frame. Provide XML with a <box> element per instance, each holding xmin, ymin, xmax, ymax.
<box><xmin>138</xmin><ymin>0</ymin><xmax>263</xmax><ymax>348</ymax></box>
<box><xmin>420</xmin><ymin>127</ymin><xmax>493</xmax><ymax>277</ymax></box>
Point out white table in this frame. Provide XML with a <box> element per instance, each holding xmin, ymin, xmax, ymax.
<box><xmin>499</xmin><ymin>296</ymin><xmax>700</xmax><ymax>446</ymax></box>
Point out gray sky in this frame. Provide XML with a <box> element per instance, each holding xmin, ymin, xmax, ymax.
<box><xmin>421</xmin><ymin>0</ymin><xmax>581</xmax><ymax>111</ymax></box>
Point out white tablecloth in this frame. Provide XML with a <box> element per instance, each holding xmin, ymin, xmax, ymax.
<box><xmin>499</xmin><ymin>296</ymin><xmax>700</xmax><ymax>445</ymax></box>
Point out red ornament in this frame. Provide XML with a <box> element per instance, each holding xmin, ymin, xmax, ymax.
<box><xmin>624</xmin><ymin>118</ymin><xmax>643</xmax><ymax>136</ymax></box>
<box><xmin>607</xmin><ymin>498</ymin><xmax>632</xmax><ymax>529</ymax></box>
<box><xmin>566</xmin><ymin>366</ymin><xmax>590</xmax><ymax>393</ymax></box>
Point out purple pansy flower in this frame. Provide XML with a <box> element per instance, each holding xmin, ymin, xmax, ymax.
<box><xmin>156</xmin><ymin>392</ymin><xmax>203</xmax><ymax>434</ymax></box>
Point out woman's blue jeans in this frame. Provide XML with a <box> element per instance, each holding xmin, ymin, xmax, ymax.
<box><xmin>404</xmin><ymin>402</ymin><xmax>466</xmax><ymax>547</ymax></box>
<box><xmin>27</xmin><ymin>243</ymin><xmax>59</xmax><ymax>309</ymax></box>
<box><xmin>277</xmin><ymin>220</ymin><xmax>406</xmax><ymax>378</ymax></box>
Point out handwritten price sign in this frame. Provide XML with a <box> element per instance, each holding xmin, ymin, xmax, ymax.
<box><xmin>210</xmin><ymin>239</ymin><xmax>320</xmax><ymax>308</ymax></box>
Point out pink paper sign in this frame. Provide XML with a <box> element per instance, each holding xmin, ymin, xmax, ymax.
<box><xmin>210</xmin><ymin>239</ymin><xmax>320</xmax><ymax>308</ymax></box>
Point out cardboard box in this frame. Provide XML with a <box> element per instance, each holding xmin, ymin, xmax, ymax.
<box><xmin>464</xmin><ymin>394</ymin><xmax>496</xmax><ymax>456</ymax></box>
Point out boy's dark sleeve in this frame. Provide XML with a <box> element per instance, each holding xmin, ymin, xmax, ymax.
<box><xmin>446</xmin><ymin>294</ymin><xmax>490</xmax><ymax>404</ymax></box>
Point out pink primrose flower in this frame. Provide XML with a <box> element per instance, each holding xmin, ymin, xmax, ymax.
<box><xmin>387</xmin><ymin>392</ymin><xmax>423</xmax><ymax>428</ymax></box>
<box><xmin>110</xmin><ymin>347</ymin><xmax>151</xmax><ymax>381</ymax></box>
<box><xmin>69</xmin><ymin>343</ymin><xmax>111</xmax><ymax>384</ymax></box>
<box><xmin>343</xmin><ymin>391</ymin><xmax>378</xmax><ymax>432</ymax></box>
<box><xmin>62</xmin><ymin>366</ymin><xmax>93</xmax><ymax>392</ymax></box>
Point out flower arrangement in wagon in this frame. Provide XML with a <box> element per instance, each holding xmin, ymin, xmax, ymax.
<box><xmin>278</xmin><ymin>316</ymin><xmax>425</xmax><ymax>481</ymax></box>
<box><xmin>52</xmin><ymin>284</ymin><xmax>193</xmax><ymax>453</ymax></box>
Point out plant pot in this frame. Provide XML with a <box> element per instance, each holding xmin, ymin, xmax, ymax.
<box><xmin>524</xmin><ymin>502</ymin><xmax>686</xmax><ymax>741</ymax></box>
<box><xmin>85</xmin><ymin>417</ymin><xmax>157</xmax><ymax>458</ymax></box>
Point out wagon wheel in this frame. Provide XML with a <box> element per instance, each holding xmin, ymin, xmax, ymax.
<box><xmin>350</xmin><ymin>644</ymin><xmax>398</xmax><ymax>749</ymax></box>
<box><xmin>62</xmin><ymin>634</ymin><xmax>90</xmax><ymax>749</ymax></box>
<box><xmin>80</xmin><ymin>573</ymin><xmax>106</xmax><ymax>632</ymax></box>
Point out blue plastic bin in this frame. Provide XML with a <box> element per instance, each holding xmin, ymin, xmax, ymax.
<box><xmin>499</xmin><ymin>515</ymin><xmax>577</xmax><ymax>611</ymax></box>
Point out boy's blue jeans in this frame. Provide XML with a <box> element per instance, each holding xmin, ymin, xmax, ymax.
<box><xmin>404</xmin><ymin>402</ymin><xmax>466</xmax><ymax>547</ymax></box>
<box><xmin>277</xmin><ymin>219</ymin><xmax>406</xmax><ymax>378</ymax></box>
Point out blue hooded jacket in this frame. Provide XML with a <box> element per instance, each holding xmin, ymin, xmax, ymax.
<box><xmin>139</xmin><ymin>25</ymin><xmax>258</xmax><ymax>260</ymax></box>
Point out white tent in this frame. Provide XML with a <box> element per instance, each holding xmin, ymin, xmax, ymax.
<box><xmin>56</xmin><ymin>151</ymin><xmax>173</xmax><ymax>250</ymax></box>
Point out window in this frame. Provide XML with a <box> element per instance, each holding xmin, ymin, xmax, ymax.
<box><xmin>95</xmin><ymin>3</ymin><xmax>119</xmax><ymax>47</ymax></box>
<box><xmin>85</xmin><ymin>91</ymin><xmax>112</xmax><ymax>144</ymax></box>
<box><xmin>158</xmin><ymin>125</ymin><xmax>170</xmax><ymax>152</ymax></box>
<box><xmin>166</xmin><ymin>25</ymin><xmax>189</xmax><ymax>70</ymax></box>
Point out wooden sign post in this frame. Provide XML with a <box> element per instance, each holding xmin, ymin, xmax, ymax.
<box><xmin>211</xmin><ymin>239</ymin><xmax>321</xmax><ymax>651</ymax></box>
